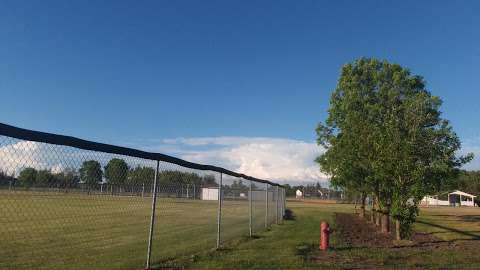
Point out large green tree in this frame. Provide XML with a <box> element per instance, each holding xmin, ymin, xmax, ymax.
<box><xmin>316</xmin><ymin>58</ymin><xmax>380</xmax><ymax>219</ymax></box>
<box><xmin>317</xmin><ymin>58</ymin><xmax>472</xmax><ymax>239</ymax></box>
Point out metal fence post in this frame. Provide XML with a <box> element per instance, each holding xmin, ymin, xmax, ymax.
<box><xmin>276</xmin><ymin>186</ymin><xmax>279</xmax><ymax>224</ymax></box>
<box><xmin>216</xmin><ymin>172</ymin><xmax>223</xmax><ymax>249</ymax></box>
<box><xmin>265</xmin><ymin>183</ymin><xmax>268</xmax><ymax>229</ymax></box>
<box><xmin>281</xmin><ymin>188</ymin><xmax>284</xmax><ymax>221</ymax></box>
<box><xmin>279</xmin><ymin>188</ymin><xmax>282</xmax><ymax>222</ymax></box>
<box><xmin>145</xmin><ymin>160</ymin><xmax>160</xmax><ymax>270</ymax></box>
<box><xmin>249</xmin><ymin>180</ymin><xmax>253</xmax><ymax>237</ymax></box>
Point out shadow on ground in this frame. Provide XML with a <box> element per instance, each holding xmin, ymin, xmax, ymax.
<box><xmin>416</xmin><ymin>220</ymin><xmax>480</xmax><ymax>240</ymax></box>
<box><xmin>284</xmin><ymin>208</ymin><xmax>296</xmax><ymax>220</ymax></box>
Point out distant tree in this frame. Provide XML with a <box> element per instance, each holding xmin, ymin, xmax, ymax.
<box><xmin>158</xmin><ymin>170</ymin><xmax>203</xmax><ymax>186</ymax></box>
<box><xmin>104</xmin><ymin>158</ymin><xmax>128</xmax><ymax>186</ymax></box>
<box><xmin>283</xmin><ymin>184</ymin><xmax>295</xmax><ymax>197</ymax></box>
<box><xmin>224</xmin><ymin>179</ymin><xmax>249</xmax><ymax>197</ymax></box>
<box><xmin>54</xmin><ymin>168</ymin><xmax>79</xmax><ymax>191</ymax></box>
<box><xmin>18</xmin><ymin>167</ymin><xmax>37</xmax><ymax>188</ymax></box>
<box><xmin>0</xmin><ymin>170</ymin><xmax>15</xmax><ymax>186</ymax></box>
<box><xmin>36</xmin><ymin>170</ymin><xmax>54</xmax><ymax>187</ymax></box>
<box><xmin>79</xmin><ymin>160</ymin><xmax>102</xmax><ymax>192</ymax></box>
<box><xmin>449</xmin><ymin>170</ymin><xmax>480</xmax><ymax>195</ymax></box>
<box><xmin>127</xmin><ymin>166</ymin><xmax>155</xmax><ymax>187</ymax></box>
<box><xmin>202</xmin><ymin>174</ymin><xmax>217</xmax><ymax>187</ymax></box>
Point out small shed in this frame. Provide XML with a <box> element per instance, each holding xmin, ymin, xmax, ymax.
<box><xmin>295</xmin><ymin>189</ymin><xmax>303</xmax><ymax>199</ymax></box>
<box><xmin>201</xmin><ymin>187</ymin><xmax>219</xmax><ymax>201</ymax></box>
<box><xmin>448</xmin><ymin>190</ymin><xmax>477</xmax><ymax>207</ymax></box>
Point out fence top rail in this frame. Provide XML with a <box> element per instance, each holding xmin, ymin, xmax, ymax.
<box><xmin>0</xmin><ymin>122</ymin><xmax>283</xmax><ymax>187</ymax></box>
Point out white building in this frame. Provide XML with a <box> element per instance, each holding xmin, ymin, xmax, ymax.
<box><xmin>201</xmin><ymin>188</ymin><xmax>276</xmax><ymax>201</ymax></box>
<box><xmin>421</xmin><ymin>195</ymin><xmax>450</xmax><ymax>206</ymax></box>
<box><xmin>421</xmin><ymin>190</ymin><xmax>477</xmax><ymax>207</ymax></box>
<box><xmin>201</xmin><ymin>187</ymin><xmax>219</xmax><ymax>201</ymax></box>
<box><xmin>448</xmin><ymin>190</ymin><xmax>477</xmax><ymax>207</ymax></box>
<box><xmin>295</xmin><ymin>189</ymin><xmax>303</xmax><ymax>199</ymax></box>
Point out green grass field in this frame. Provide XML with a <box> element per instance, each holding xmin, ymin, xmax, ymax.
<box><xmin>0</xmin><ymin>190</ymin><xmax>275</xmax><ymax>270</ymax></box>
<box><xmin>1</xmin><ymin>193</ymin><xmax>479</xmax><ymax>270</ymax></box>
<box><xmin>415</xmin><ymin>206</ymin><xmax>480</xmax><ymax>241</ymax></box>
<box><xmin>190</xmin><ymin>201</ymin><xmax>480</xmax><ymax>270</ymax></box>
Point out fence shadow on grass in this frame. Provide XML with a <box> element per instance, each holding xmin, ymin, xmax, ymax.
<box><xmin>458</xmin><ymin>215</ymin><xmax>480</xmax><ymax>223</ymax></box>
<box><xmin>416</xmin><ymin>220</ymin><xmax>480</xmax><ymax>240</ymax></box>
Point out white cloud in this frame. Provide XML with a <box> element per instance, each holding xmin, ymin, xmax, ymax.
<box><xmin>143</xmin><ymin>136</ymin><xmax>328</xmax><ymax>184</ymax></box>
<box><xmin>0</xmin><ymin>141</ymin><xmax>64</xmax><ymax>175</ymax></box>
<box><xmin>0</xmin><ymin>136</ymin><xmax>329</xmax><ymax>185</ymax></box>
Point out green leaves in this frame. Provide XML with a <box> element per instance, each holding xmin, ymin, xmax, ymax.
<box><xmin>317</xmin><ymin>58</ymin><xmax>473</xmax><ymax>237</ymax></box>
<box><xmin>104</xmin><ymin>158</ymin><xmax>129</xmax><ymax>185</ymax></box>
<box><xmin>79</xmin><ymin>160</ymin><xmax>103</xmax><ymax>188</ymax></box>
<box><xmin>18</xmin><ymin>167</ymin><xmax>37</xmax><ymax>188</ymax></box>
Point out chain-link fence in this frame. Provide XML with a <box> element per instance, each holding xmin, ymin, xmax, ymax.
<box><xmin>0</xmin><ymin>123</ymin><xmax>285</xmax><ymax>270</ymax></box>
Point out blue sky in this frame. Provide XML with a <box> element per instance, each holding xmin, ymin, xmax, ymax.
<box><xmin>1</xmin><ymin>1</ymin><xmax>479</xmax><ymax>183</ymax></box>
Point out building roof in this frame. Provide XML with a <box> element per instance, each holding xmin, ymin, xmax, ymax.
<box><xmin>449</xmin><ymin>190</ymin><xmax>477</xmax><ymax>198</ymax></box>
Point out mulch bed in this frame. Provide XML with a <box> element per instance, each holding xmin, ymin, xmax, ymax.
<box><xmin>311</xmin><ymin>213</ymin><xmax>477</xmax><ymax>269</ymax></box>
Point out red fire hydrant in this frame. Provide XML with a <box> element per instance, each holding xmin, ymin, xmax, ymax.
<box><xmin>320</xmin><ymin>221</ymin><xmax>330</xmax><ymax>250</ymax></box>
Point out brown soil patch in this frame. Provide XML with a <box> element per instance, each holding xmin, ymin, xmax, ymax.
<box><xmin>335</xmin><ymin>213</ymin><xmax>394</xmax><ymax>248</ymax></box>
<box><xmin>312</xmin><ymin>213</ymin><xmax>478</xmax><ymax>269</ymax></box>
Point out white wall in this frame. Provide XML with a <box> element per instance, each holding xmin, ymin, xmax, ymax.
<box><xmin>462</xmin><ymin>200</ymin><xmax>475</xmax><ymax>207</ymax></box>
<box><xmin>201</xmin><ymin>188</ymin><xmax>219</xmax><ymax>201</ymax></box>
<box><xmin>421</xmin><ymin>196</ymin><xmax>449</xmax><ymax>206</ymax></box>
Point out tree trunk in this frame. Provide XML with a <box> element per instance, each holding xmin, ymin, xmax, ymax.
<box><xmin>381</xmin><ymin>211</ymin><xmax>390</xmax><ymax>233</ymax></box>
<box><xmin>395</xmin><ymin>219</ymin><xmax>401</xmax><ymax>240</ymax></box>
<box><xmin>359</xmin><ymin>193</ymin><xmax>366</xmax><ymax>218</ymax></box>
<box><xmin>374</xmin><ymin>198</ymin><xmax>381</xmax><ymax>226</ymax></box>
<box><xmin>354</xmin><ymin>198</ymin><xmax>358</xmax><ymax>214</ymax></box>
<box><xmin>370</xmin><ymin>207</ymin><xmax>375</xmax><ymax>223</ymax></box>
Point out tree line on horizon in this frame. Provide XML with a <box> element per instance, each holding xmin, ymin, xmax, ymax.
<box><xmin>0</xmin><ymin>158</ymin><xmax>218</xmax><ymax>190</ymax></box>
<box><xmin>316</xmin><ymin>58</ymin><xmax>474</xmax><ymax>240</ymax></box>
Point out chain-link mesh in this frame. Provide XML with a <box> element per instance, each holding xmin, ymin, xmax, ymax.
<box><xmin>0</xmin><ymin>127</ymin><xmax>286</xmax><ymax>270</ymax></box>
<box><xmin>220</xmin><ymin>174</ymin><xmax>250</xmax><ymax>244</ymax></box>
<box><xmin>267</xmin><ymin>185</ymin><xmax>276</xmax><ymax>226</ymax></box>
<box><xmin>151</xmin><ymin>167</ymin><xmax>220</xmax><ymax>265</ymax></box>
<box><xmin>251</xmin><ymin>182</ymin><xmax>267</xmax><ymax>233</ymax></box>
<box><xmin>0</xmin><ymin>135</ymin><xmax>156</xmax><ymax>270</ymax></box>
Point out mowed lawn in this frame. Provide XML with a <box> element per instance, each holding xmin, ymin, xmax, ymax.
<box><xmin>0</xmin><ymin>190</ymin><xmax>271</xmax><ymax>270</ymax></box>
<box><xmin>415</xmin><ymin>206</ymin><xmax>480</xmax><ymax>241</ymax></box>
<box><xmin>2</xmin><ymin>193</ymin><xmax>479</xmax><ymax>270</ymax></box>
<box><xmin>189</xmin><ymin>201</ymin><xmax>480</xmax><ymax>270</ymax></box>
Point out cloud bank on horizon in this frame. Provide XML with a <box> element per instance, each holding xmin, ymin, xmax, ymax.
<box><xmin>141</xmin><ymin>136</ymin><xmax>329</xmax><ymax>185</ymax></box>
<box><xmin>0</xmin><ymin>136</ymin><xmax>328</xmax><ymax>184</ymax></box>
<box><xmin>3</xmin><ymin>134</ymin><xmax>479</xmax><ymax>185</ymax></box>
